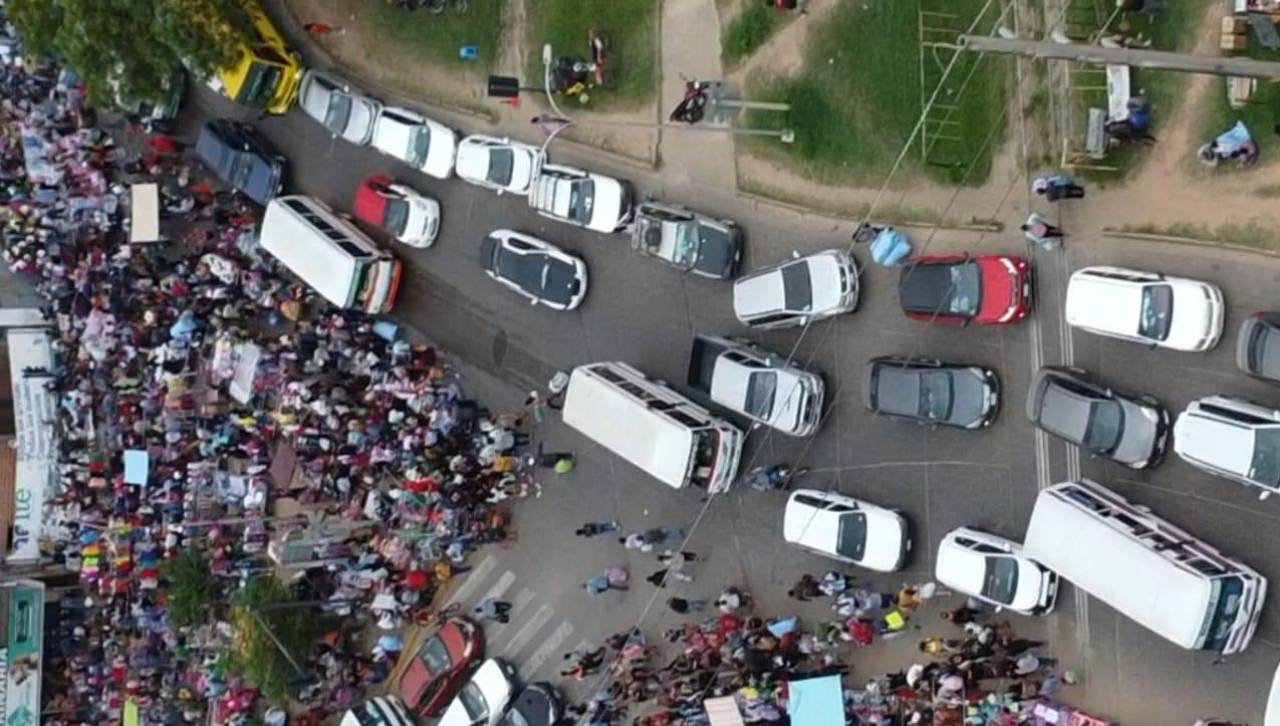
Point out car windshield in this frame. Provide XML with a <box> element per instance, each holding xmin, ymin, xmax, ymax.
<box><xmin>236</xmin><ymin>62</ymin><xmax>280</xmax><ymax>108</ymax></box>
<box><xmin>324</xmin><ymin>91</ymin><xmax>353</xmax><ymax>132</ymax></box>
<box><xmin>568</xmin><ymin>180</ymin><xmax>595</xmax><ymax>222</ymax></box>
<box><xmin>1138</xmin><ymin>284</ymin><xmax>1174</xmax><ymax>340</ymax></box>
<box><xmin>408</xmin><ymin>126</ymin><xmax>431</xmax><ymax>167</ymax></box>
<box><xmin>1084</xmin><ymin>399</ymin><xmax>1124</xmax><ymax>453</ymax></box>
<box><xmin>488</xmin><ymin>149</ymin><xmax>514</xmax><ymax>185</ymax></box>
<box><xmin>229</xmin><ymin>154</ymin><xmax>255</xmax><ymax>189</ymax></box>
<box><xmin>672</xmin><ymin>222</ymin><xmax>700</xmax><ymax>266</ymax></box>
<box><xmin>835</xmin><ymin>512</ymin><xmax>867</xmax><ymax>560</ymax></box>
<box><xmin>981</xmin><ymin>556</ymin><xmax>1020</xmax><ymax>604</ymax></box>
<box><xmin>1201</xmin><ymin>576</ymin><xmax>1245</xmax><ymax>652</ymax></box>
<box><xmin>744</xmin><ymin>372</ymin><xmax>777</xmax><ymax>418</ymax></box>
<box><xmin>918</xmin><ymin>370</ymin><xmax>953</xmax><ymax>420</ymax></box>
<box><xmin>420</xmin><ymin>634</ymin><xmax>452</xmax><ymax>672</ymax></box>
<box><xmin>946</xmin><ymin>262</ymin><xmax>981</xmax><ymax>316</ymax></box>
<box><xmin>382</xmin><ymin>199</ymin><xmax>410</xmax><ymax>236</ymax></box>
<box><xmin>781</xmin><ymin>261</ymin><xmax>813</xmax><ymax>311</ymax></box>
<box><xmin>459</xmin><ymin>682</ymin><xmax>488</xmax><ymax>720</ymax></box>
<box><xmin>1250</xmin><ymin>429</ymin><xmax>1280</xmax><ymax>487</ymax></box>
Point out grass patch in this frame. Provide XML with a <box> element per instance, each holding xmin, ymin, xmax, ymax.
<box><xmin>1115</xmin><ymin>221</ymin><xmax>1280</xmax><ymax>252</ymax></box>
<box><xmin>524</xmin><ymin>0</ymin><xmax>657</xmax><ymax>110</ymax></box>
<box><xmin>361</xmin><ymin>0</ymin><xmax>506</xmax><ymax>72</ymax></box>
<box><xmin>1198</xmin><ymin>44</ymin><xmax>1280</xmax><ymax>167</ymax></box>
<box><xmin>742</xmin><ymin>0</ymin><xmax>1008</xmax><ymax>187</ymax></box>
<box><xmin>1253</xmin><ymin>184</ymin><xmax>1280</xmax><ymax>198</ymax></box>
<box><xmin>722</xmin><ymin>3</ymin><xmax>782</xmax><ymax>67</ymax></box>
<box><xmin>1067</xmin><ymin>0</ymin><xmax>1214</xmax><ymax>177</ymax></box>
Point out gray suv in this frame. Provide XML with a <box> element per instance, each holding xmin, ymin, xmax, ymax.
<box><xmin>1026</xmin><ymin>366</ymin><xmax>1170</xmax><ymax>469</ymax></box>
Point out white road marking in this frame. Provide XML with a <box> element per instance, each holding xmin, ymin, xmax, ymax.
<box><xmin>478</xmin><ymin>570</ymin><xmax>516</xmax><ymax>606</ymax></box>
<box><xmin>510</xmin><ymin>587</ymin><xmax>537</xmax><ymax>617</ymax></box>
<box><xmin>501</xmin><ymin>603</ymin><xmax>555</xmax><ymax>658</ymax></box>
<box><xmin>523</xmin><ymin>620</ymin><xmax>576</xmax><ymax>678</ymax></box>
<box><xmin>445</xmin><ymin>554</ymin><xmax>498</xmax><ymax>605</ymax></box>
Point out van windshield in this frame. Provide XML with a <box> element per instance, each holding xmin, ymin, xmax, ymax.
<box><xmin>1200</xmin><ymin>576</ymin><xmax>1245</xmax><ymax>652</ymax></box>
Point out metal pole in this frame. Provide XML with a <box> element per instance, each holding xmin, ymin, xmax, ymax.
<box><xmin>957</xmin><ymin>35</ymin><xmax>1280</xmax><ymax>79</ymax></box>
<box><xmin>246</xmin><ymin>606</ymin><xmax>309</xmax><ymax>677</ymax></box>
<box><xmin>542</xmin><ymin>44</ymin><xmax>570</xmax><ymax>122</ymax></box>
<box><xmin>714</xmin><ymin>99</ymin><xmax>791</xmax><ymax>112</ymax></box>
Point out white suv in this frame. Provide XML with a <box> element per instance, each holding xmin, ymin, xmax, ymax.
<box><xmin>1065</xmin><ymin>266</ymin><xmax>1224</xmax><ymax>352</ymax></box>
<box><xmin>1174</xmin><ymin>396</ymin><xmax>1280</xmax><ymax>499</ymax></box>
<box><xmin>370</xmin><ymin>106</ymin><xmax>458</xmax><ymax>179</ymax></box>
<box><xmin>733</xmin><ymin>250</ymin><xmax>859</xmax><ymax>330</ymax></box>
<box><xmin>935</xmin><ymin>527</ymin><xmax>1058</xmax><ymax>615</ymax></box>
<box><xmin>529</xmin><ymin>163</ymin><xmax>633</xmax><ymax>233</ymax></box>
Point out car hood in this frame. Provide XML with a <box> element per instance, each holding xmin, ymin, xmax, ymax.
<box><xmin>586</xmin><ymin>175</ymin><xmax>625</xmax><ymax>232</ymax></box>
<box><xmin>423</xmin><ymin>125</ymin><xmax>458</xmax><ymax>178</ymax></box>
<box><xmin>807</xmin><ymin>254</ymin><xmax>847</xmax><ymax>312</ymax></box>
<box><xmin>947</xmin><ymin>367</ymin><xmax>994</xmax><ymax>426</ymax></box>
<box><xmin>1008</xmin><ymin>560</ymin><xmax>1053</xmax><ymax>612</ymax></box>
<box><xmin>975</xmin><ymin>256</ymin><xmax>1017</xmax><ymax>322</ymax></box>
<box><xmin>240</xmin><ymin>155</ymin><xmax>280</xmax><ymax>205</ymax></box>
<box><xmin>690</xmin><ymin>225</ymin><xmax>737</xmax><ymax>278</ymax></box>
<box><xmin>734</xmin><ymin>272</ymin><xmax>785</xmax><ymax>318</ymax></box>
<box><xmin>1112</xmin><ymin>398</ymin><xmax>1161</xmax><ymax>466</ymax></box>
<box><xmin>767</xmin><ymin>370</ymin><xmax>816</xmax><ymax>431</ymax></box>
<box><xmin>403</xmin><ymin>199</ymin><xmax>439</xmax><ymax>244</ymax></box>
<box><xmin>860</xmin><ymin>508</ymin><xmax>907</xmax><ymax>572</ymax></box>
<box><xmin>1164</xmin><ymin>281</ymin><xmax>1221</xmax><ymax>350</ymax></box>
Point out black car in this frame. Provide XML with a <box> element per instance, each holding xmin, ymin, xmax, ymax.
<box><xmin>479</xmin><ymin>230</ymin><xmax>589</xmax><ymax>311</ymax></box>
<box><xmin>499</xmin><ymin>683</ymin><xmax>561</xmax><ymax>726</ymax></box>
<box><xmin>1237</xmin><ymin>312</ymin><xmax>1280</xmax><ymax>384</ymax></box>
<box><xmin>194</xmin><ymin>119</ymin><xmax>286</xmax><ymax>206</ymax></box>
<box><xmin>629</xmin><ymin>201</ymin><xmax>743</xmax><ymax>280</ymax></box>
<box><xmin>863</xmin><ymin>356</ymin><xmax>1000</xmax><ymax>429</ymax></box>
<box><xmin>1025</xmin><ymin>366</ymin><xmax>1170</xmax><ymax>469</ymax></box>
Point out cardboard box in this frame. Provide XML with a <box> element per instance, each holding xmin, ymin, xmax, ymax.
<box><xmin>1221</xmin><ymin>32</ymin><xmax>1249</xmax><ymax>51</ymax></box>
<box><xmin>1222</xmin><ymin>16</ymin><xmax>1249</xmax><ymax>34</ymax></box>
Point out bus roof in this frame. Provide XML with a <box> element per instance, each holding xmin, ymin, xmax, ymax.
<box><xmin>1023</xmin><ymin>483</ymin><xmax>1211</xmax><ymax>649</ymax></box>
<box><xmin>261</xmin><ymin>197</ymin><xmax>359</xmax><ymax>308</ymax></box>
<box><xmin>562</xmin><ymin>364</ymin><xmax>694</xmax><ymax>489</ymax></box>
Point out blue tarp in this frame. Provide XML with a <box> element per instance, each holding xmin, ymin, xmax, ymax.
<box><xmin>787</xmin><ymin>674</ymin><xmax>844</xmax><ymax>726</ymax></box>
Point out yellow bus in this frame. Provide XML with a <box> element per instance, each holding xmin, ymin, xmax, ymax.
<box><xmin>210</xmin><ymin>0</ymin><xmax>304</xmax><ymax>115</ymax></box>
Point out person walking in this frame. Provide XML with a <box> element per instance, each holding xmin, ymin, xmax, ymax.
<box><xmin>1032</xmin><ymin>173</ymin><xmax>1086</xmax><ymax>201</ymax></box>
<box><xmin>475</xmin><ymin>597</ymin><xmax>512</xmax><ymax>624</ymax></box>
<box><xmin>666</xmin><ymin>596</ymin><xmax>707</xmax><ymax>614</ymax></box>
<box><xmin>658</xmin><ymin>550</ymin><xmax>695</xmax><ymax>583</ymax></box>
<box><xmin>1021</xmin><ymin>213</ymin><xmax>1064</xmax><ymax>250</ymax></box>
<box><xmin>585</xmin><ymin>572</ymin><xmax>625</xmax><ymax>596</ymax></box>
<box><xmin>575</xmin><ymin>520</ymin><xmax>621</xmax><ymax>537</ymax></box>
<box><xmin>788</xmin><ymin>573</ymin><xmax>821</xmax><ymax>601</ymax></box>
<box><xmin>645</xmin><ymin>569</ymin><xmax>670</xmax><ymax>588</ymax></box>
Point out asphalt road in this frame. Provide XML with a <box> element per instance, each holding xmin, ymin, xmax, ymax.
<box><xmin>182</xmin><ymin>72</ymin><xmax>1280</xmax><ymax>724</ymax></box>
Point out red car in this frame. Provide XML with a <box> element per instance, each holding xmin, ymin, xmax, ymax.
<box><xmin>397</xmin><ymin>617</ymin><xmax>485</xmax><ymax>718</ymax></box>
<box><xmin>897</xmin><ymin>253</ymin><xmax>1032</xmax><ymax>325</ymax></box>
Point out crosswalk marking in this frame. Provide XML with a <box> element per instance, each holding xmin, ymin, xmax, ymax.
<box><xmin>523</xmin><ymin>620</ymin><xmax>575</xmax><ymax>678</ymax></box>
<box><xmin>501</xmin><ymin>603</ymin><xmax>555</xmax><ymax>658</ymax></box>
<box><xmin>445</xmin><ymin>554</ymin><xmax>498</xmax><ymax>605</ymax></box>
<box><xmin>479</xmin><ymin>570</ymin><xmax>516</xmax><ymax>607</ymax></box>
<box><xmin>510</xmin><ymin>587</ymin><xmax>537</xmax><ymax>617</ymax></box>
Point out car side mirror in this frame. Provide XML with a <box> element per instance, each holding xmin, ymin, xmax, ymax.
<box><xmin>962</xmin><ymin>319</ymin><xmax>971</xmax><ymax>328</ymax></box>
<box><xmin>496</xmin><ymin>189</ymin><xmax>505</xmax><ymax>196</ymax></box>
<box><xmin>791</xmin><ymin>250</ymin><xmax>801</xmax><ymax>259</ymax></box>
<box><xmin>994</xmin><ymin>605</ymin><xmax>1003</xmax><ymax>613</ymax></box>
<box><xmin>530</xmin><ymin>298</ymin><xmax>539</xmax><ymax>306</ymax></box>
<box><xmin>1261</xmin><ymin>490</ymin><xmax>1272</xmax><ymax>501</ymax></box>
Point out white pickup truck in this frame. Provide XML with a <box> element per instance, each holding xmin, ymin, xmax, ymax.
<box><xmin>528</xmin><ymin>162</ymin><xmax>633</xmax><ymax>233</ymax></box>
<box><xmin>687</xmin><ymin>335</ymin><xmax>824</xmax><ymax>437</ymax></box>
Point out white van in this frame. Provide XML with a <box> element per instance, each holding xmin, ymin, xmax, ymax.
<box><xmin>1023</xmin><ymin>480</ymin><xmax>1266</xmax><ymax>655</ymax></box>
<box><xmin>260</xmin><ymin>195</ymin><xmax>403</xmax><ymax>314</ymax></box>
<box><xmin>562</xmin><ymin>362</ymin><xmax>744</xmax><ymax>493</ymax></box>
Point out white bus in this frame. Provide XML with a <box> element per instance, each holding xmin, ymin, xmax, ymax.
<box><xmin>1023</xmin><ymin>480</ymin><xmax>1266</xmax><ymax>655</ymax></box>
<box><xmin>562</xmin><ymin>362</ymin><xmax>744</xmax><ymax>493</ymax></box>
<box><xmin>260</xmin><ymin>195</ymin><xmax>403</xmax><ymax>314</ymax></box>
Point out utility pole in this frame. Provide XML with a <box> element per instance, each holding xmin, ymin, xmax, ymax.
<box><xmin>957</xmin><ymin>35</ymin><xmax>1280</xmax><ymax>79</ymax></box>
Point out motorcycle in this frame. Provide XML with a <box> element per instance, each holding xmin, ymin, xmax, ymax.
<box><xmin>745</xmin><ymin>463</ymin><xmax>809</xmax><ymax>491</ymax></box>
<box><xmin>670</xmin><ymin>79</ymin><xmax>720</xmax><ymax>124</ymax></box>
<box><xmin>550</xmin><ymin>29</ymin><xmax>610</xmax><ymax>99</ymax></box>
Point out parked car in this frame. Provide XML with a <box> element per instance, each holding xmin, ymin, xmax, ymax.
<box><xmin>732</xmin><ymin>250</ymin><xmax>859</xmax><ymax>330</ymax></box>
<box><xmin>1173</xmin><ymin>395</ymin><xmax>1280</xmax><ymax>499</ymax></box>
<box><xmin>298</xmin><ymin>69</ymin><xmax>382</xmax><ymax>145</ymax></box>
<box><xmin>782</xmin><ymin>488</ymin><xmax>910</xmax><ymax>572</ymax></box>
<box><xmin>498</xmin><ymin>683</ymin><xmax>562</xmax><ymax>726</ymax></box>
<box><xmin>455</xmin><ymin>135</ymin><xmax>541</xmax><ymax>195</ymax></box>
<box><xmin>1065</xmin><ymin>266</ymin><xmax>1224</xmax><ymax>352</ymax></box>
<box><xmin>686</xmin><ymin>335</ymin><xmax>824</xmax><ymax>436</ymax></box>
<box><xmin>863</xmin><ymin>356</ymin><xmax>999</xmax><ymax>429</ymax></box>
<box><xmin>935</xmin><ymin>527</ymin><xmax>1058</xmax><ymax>615</ymax></box>
<box><xmin>1236</xmin><ymin>312</ymin><xmax>1280</xmax><ymax>383</ymax></box>
<box><xmin>1025</xmin><ymin>366</ymin><xmax>1170</xmax><ymax>469</ymax></box>
<box><xmin>529</xmin><ymin>163</ymin><xmax>633</xmax><ymax>233</ymax></box>
<box><xmin>897</xmin><ymin>253</ymin><xmax>1032</xmax><ymax>325</ymax></box>
<box><xmin>353</xmin><ymin>174</ymin><xmax>441</xmax><ymax>248</ymax></box>
<box><xmin>629</xmin><ymin>201</ymin><xmax>742</xmax><ymax>279</ymax></box>
<box><xmin>480</xmin><ymin>230</ymin><xmax>588</xmax><ymax>311</ymax></box>
<box><xmin>439</xmin><ymin>658</ymin><xmax>515</xmax><ymax>726</ymax></box>
<box><xmin>371</xmin><ymin>105</ymin><xmax>458</xmax><ymax>179</ymax></box>
<box><xmin>193</xmin><ymin>119</ymin><xmax>286</xmax><ymax>206</ymax></box>
<box><xmin>340</xmin><ymin>696</ymin><xmax>416</xmax><ymax>726</ymax></box>
<box><xmin>396</xmin><ymin>617</ymin><xmax>484</xmax><ymax>718</ymax></box>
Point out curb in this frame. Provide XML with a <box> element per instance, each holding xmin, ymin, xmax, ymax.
<box><xmin>1102</xmin><ymin>229</ymin><xmax>1280</xmax><ymax>259</ymax></box>
<box><xmin>735</xmin><ymin>188</ymin><xmax>1004</xmax><ymax>233</ymax></box>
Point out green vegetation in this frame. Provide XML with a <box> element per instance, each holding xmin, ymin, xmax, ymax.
<box><xmin>744</xmin><ymin>0</ymin><xmax>1008</xmax><ymax>186</ymax></box>
<box><xmin>5</xmin><ymin>0</ymin><xmax>244</xmax><ymax>109</ymax></box>
<box><xmin>224</xmin><ymin>576</ymin><xmax>323</xmax><ymax>704</ymax></box>
<box><xmin>161</xmin><ymin>549</ymin><xmax>218</xmax><ymax>627</ymax></box>
<box><xmin>524</xmin><ymin>0</ymin><xmax>657</xmax><ymax>109</ymax></box>
<box><xmin>362</xmin><ymin>0</ymin><xmax>506</xmax><ymax>72</ymax></box>
<box><xmin>722</xmin><ymin>3</ymin><xmax>781</xmax><ymax>67</ymax></box>
<box><xmin>1115</xmin><ymin>221</ymin><xmax>1280</xmax><ymax>253</ymax></box>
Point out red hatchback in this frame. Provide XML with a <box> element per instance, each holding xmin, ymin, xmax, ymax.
<box><xmin>397</xmin><ymin>617</ymin><xmax>485</xmax><ymax>718</ymax></box>
<box><xmin>897</xmin><ymin>253</ymin><xmax>1032</xmax><ymax>325</ymax></box>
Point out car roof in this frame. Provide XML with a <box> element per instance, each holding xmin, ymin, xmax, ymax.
<box><xmin>873</xmin><ymin>364</ymin><xmax>925</xmax><ymax>417</ymax></box>
<box><xmin>1177</xmin><ymin>406</ymin><xmax>1257</xmax><ymax>475</ymax></box>
<box><xmin>935</xmin><ymin>535</ymin><xmax>987</xmax><ymax>592</ymax></box>
<box><xmin>373</xmin><ymin>111</ymin><xmax>416</xmax><ymax>154</ymax></box>
<box><xmin>1036</xmin><ymin>378</ymin><xmax>1094</xmax><ymax>441</ymax></box>
<box><xmin>354</xmin><ymin>176</ymin><xmax>392</xmax><ymax>225</ymax></box>
<box><xmin>1066</xmin><ymin>272</ymin><xmax>1144</xmax><ymax>332</ymax></box>
<box><xmin>734</xmin><ymin>264</ymin><xmax>789</xmax><ymax>316</ymax></box>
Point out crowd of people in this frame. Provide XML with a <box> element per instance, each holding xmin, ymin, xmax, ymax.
<box><xmin>0</xmin><ymin>49</ymin><xmax>540</xmax><ymax>725</ymax></box>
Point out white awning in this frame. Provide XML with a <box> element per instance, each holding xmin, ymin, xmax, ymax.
<box><xmin>704</xmin><ymin>696</ymin><xmax>745</xmax><ymax>726</ymax></box>
<box><xmin>129</xmin><ymin>183</ymin><xmax>160</xmax><ymax>243</ymax></box>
